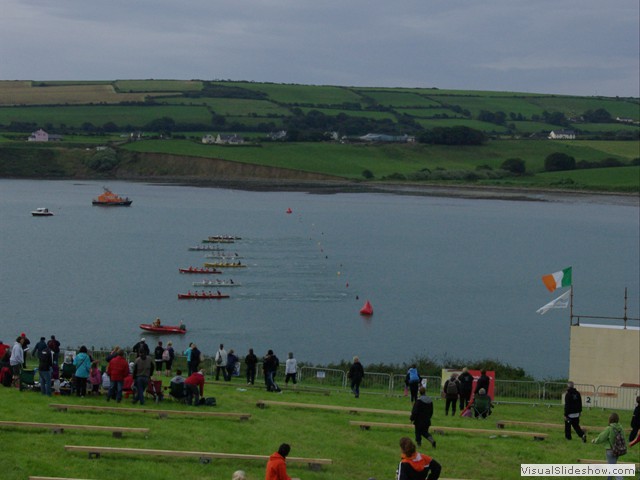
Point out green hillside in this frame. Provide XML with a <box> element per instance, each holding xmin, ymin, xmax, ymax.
<box><xmin>0</xmin><ymin>80</ymin><xmax>638</xmax><ymax>192</ymax></box>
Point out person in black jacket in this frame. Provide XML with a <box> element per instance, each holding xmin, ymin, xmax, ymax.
<box><xmin>244</xmin><ymin>348</ymin><xmax>258</xmax><ymax>385</ymax></box>
<box><xmin>348</xmin><ymin>356</ymin><xmax>365</xmax><ymax>398</ymax></box>
<box><xmin>411</xmin><ymin>386</ymin><xmax>436</xmax><ymax>448</ymax></box>
<box><xmin>474</xmin><ymin>369</ymin><xmax>490</xmax><ymax>395</ymax></box>
<box><xmin>38</xmin><ymin>345</ymin><xmax>53</xmax><ymax>396</ymax></box>
<box><xmin>457</xmin><ymin>367</ymin><xmax>474</xmax><ymax>411</ymax></box>
<box><xmin>629</xmin><ymin>395</ymin><xmax>640</xmax><ymax>443</ymax></box>
<box><xmin>564</xmin><ymin>381</ymin><xmax>586</xmax><ymax>442</ymax></box>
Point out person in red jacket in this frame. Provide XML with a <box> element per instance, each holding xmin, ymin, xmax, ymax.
<box><xmin>265</xmin><ymin>443</ymin><xmax>300</xmax><ymax>480</ymax></box>
<box><xmin>106</xmin><ymin>349</ymin><xmax>129</xmax><ymax>403</ymax></box>
<box><xmin>185</xmin><ymin>369</ymin><xmax>205</xmax><ymax>406</ymax></box>
<box><xmin>396</xmin><ymin>437</ymin><xmax>441</xmax><ymax>480</ymax></box>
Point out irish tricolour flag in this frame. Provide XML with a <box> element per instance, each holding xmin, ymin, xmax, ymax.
<box><xmin>542</xmin><ymin>267</ymin><xmax>572</xmax><ymax>292</ymax></box>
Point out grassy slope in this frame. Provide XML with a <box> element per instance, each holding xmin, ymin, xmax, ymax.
<box><xmin>0</xmin><ymin>383</ymin><xmax>637</xmax><ymax>479</ymax></box>
<box><xmin>120</xmin><ymin>139</ymin><xmax>640</xmax><ymax>191</ymax></box>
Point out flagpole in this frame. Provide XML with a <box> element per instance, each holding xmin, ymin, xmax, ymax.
<box><xmin>623</xmin><ymin>287</ymin><xmax>628</xmax><ymax>330</ymax></box>
<box><xmin>570</xmin><ymin>285</ymin><xmax>575</xmax><ymax>326</ymax></box>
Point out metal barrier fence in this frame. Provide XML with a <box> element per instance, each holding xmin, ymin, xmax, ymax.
<box><xmin>360</xmin><ymin>372</ymin><xmax>392</xmax><ymax>394</ymax></box>
<box><xmin>595</xmin><ymin>385</ymin><xmax>640</xmax><ymax>411</ymax></box>
<box><xmin>541</xmin><ymin>382</ymin><xmax>596</xmax><ymax>407</ymax></box>
<box><xmin>494</xmin><ymin>379</ymin><xmax>541</xmax><ymax>401</ymax></box>
<box><xmin>299</xmin><ymin>366</ymin><xmax>346</xmax><ymax>389</ymax></box>
<box><xmin>88</xmin><ymin>349</ymin><xmax>637</xmax><ymax>409</ymax></box>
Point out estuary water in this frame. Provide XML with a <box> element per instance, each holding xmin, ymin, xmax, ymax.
<box><xmin>0</xmin><ymin>179</ymin><xmax>638</xmax><ymax>379</ymax></box>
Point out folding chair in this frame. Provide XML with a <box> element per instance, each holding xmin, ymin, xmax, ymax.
<box><xmin>146</xmin><ymin>379</ymin><xmax>164</xmax><ymax>403</ymax></box>
<box><xmin>19</xmin><ymin>369</ymin><xmax>37</xmax><ymax>391</ymax></box>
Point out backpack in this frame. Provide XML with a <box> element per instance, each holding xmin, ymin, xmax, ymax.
<box><xmin>199</xmin><ymin>397</ymin><xmax>217</xmax><ymax>407</ymax></box>
<box><xmin>612</xmin><ymin>428</ymin><xmax>627</xmax><ymax>457</ymax></box>
<box><xmin>446</xmin><ymin>380</ymin><xmax>458</xmax><ymax>395</ymax></box>
<box><xmin>408</xmin><ymin>368</ymin><xmax>420</xmax><ymax>383</ymax></box>
<box><xmin>162</xmin><ymin>349</ymin><xmax>170</xmax><ymax>361</ymax></box>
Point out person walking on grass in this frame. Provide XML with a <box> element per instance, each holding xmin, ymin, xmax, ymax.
<box><xmin>405</xmin><ymin>364</ymin><xmax>422</xmax><ymax>402</ymax></box>
<box><xmin>564</xmin><ymin>381</ymin><xmax>587</xmax><ymax>442</ymax></box>
<box><xmin>629</xmin><ymin>396</ymin><xmax>640</xmax><ymax>445</ymax></box>
<box><xmin>411</xmin><ymin>386</ymin><xmax>436</xmax><ymax>449</ymax></box>
<box><xmin>592</xmin><ymin>412</ymin><xmax>627</xmax><ymax>480</ymax></box>
<box><xmin>348</xmin><ymin>356</ymin><xmax>365</xmax><ymax>398</ymax></box>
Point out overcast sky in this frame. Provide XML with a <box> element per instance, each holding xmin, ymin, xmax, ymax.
<box><xmin>1</xmin><ymin>0</ymin><xmax>638</xmax><ymax>97</ymax></box>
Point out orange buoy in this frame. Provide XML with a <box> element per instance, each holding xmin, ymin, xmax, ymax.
<box><xmin>359</xmin><ymin>300</ymin><xmax>373</xmax><ymax>316</ymax></box>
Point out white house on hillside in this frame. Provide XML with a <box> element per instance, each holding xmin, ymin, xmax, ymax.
<box><xmin>28</xmin><ymin>129</ymin><xmax>49</xmax><ymax>142</ymax></box>
<box><xmin>548</xmin><ymin>130</ymin><xmax>576</xmax><ymax>140</ymax></box>
<box><xmin>215</xmin><ymin>134</ymin><xmax>245</xmax><ymax>145</ymax></box>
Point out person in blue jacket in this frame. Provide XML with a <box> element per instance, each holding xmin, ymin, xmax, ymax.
<box><xmin>73</xmin><ymin>346</ymin><xmax>92</xmax><ymax>397</ymax></box>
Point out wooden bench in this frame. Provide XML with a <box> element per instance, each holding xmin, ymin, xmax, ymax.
<box><xmin>30</xmin><ymin>477</ymin><xmax>93</xmax><ymax>480</ymax></box>
<box><xmin>578</xmin><ymin>458</ymin><xmax>640</xmax><ymax>467</ymax></box>
<box><xmin>256</xmin><ymin>399</ymin><xmax>407</xmax><ymax>416</ymax></box>
<box><xmin>0</xmin><ymin>420</ymin><xmax>148</xmax><ymax>438</ymax></box>
<box><xmin>64</xmin><ymin>445</ymin><xmax>332</xmax><ymax>470</ymax></box>
<box><xmin>50</xmin><ymin>403</ymin><xmax>250</xmax><ymax>420</ymax></box>
<box><xmin>496</xmin><ymin>420</ymin><xmax>602</xmax><ymax>432</ymax></box>
<box><xmin>350</xmin><ymin>421</ymin><xmax>548</xmax><ymax>440</ymax></box>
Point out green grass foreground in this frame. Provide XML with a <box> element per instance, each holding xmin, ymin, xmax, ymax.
<box><xmin>1</xmin><ymin>382</ymin><xmax>638</xmax><ymax>479</ymax></box>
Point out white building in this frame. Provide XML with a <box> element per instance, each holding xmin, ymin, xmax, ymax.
<box><xmin>548</xmin><ymin>130</ymin><xmax>576</xmax><ymax>140</ymax></box>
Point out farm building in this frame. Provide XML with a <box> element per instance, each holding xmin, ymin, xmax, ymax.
<box><xmin>548</xmin><ymin>130</ymin><xmax>576</xmax><ymax>140</ymax></box>
<box><xmin>215</xmin><ymin>134</ymin><xmax>245</xmax><ymax>145</ymax></box>
<box><xmin>358</xmin><ymin>133</ymin><xmax>415</xmax><ymax>143</ymax></box>
<box><xmin>27</xmin><ymin>129</ymin><xmax>63</xmax><ymax>142</ymax></box>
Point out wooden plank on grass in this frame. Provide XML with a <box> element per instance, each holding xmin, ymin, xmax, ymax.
<box><xmin>64</xmin><ymin>445</ymin><xmax>332</xmax><ymax>470</ymax></box>
<box><xmin>350</xmin><ymin>421</ymin><xmax>547</xmax><ymax>440</ymax></box>
<box><xmin>256</xmin><ymin>399</ymin><xmax>406</xmax><ymax>415</ymax></box>
<box><xmin>0</xmin><ymin>420</ymin><xmax>148</xmax><ymax>438</ymax></box>
<box><xmin>49</xmin><ymin>403</ymin><xmax>250</xmax><ymax>420</ymax></box>
<box><xmin>496</xmin><ymin>420</ymin><xmax>601</xmax><ymax>432</ymax></box>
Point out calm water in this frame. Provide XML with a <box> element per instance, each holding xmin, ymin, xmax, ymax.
<box><xmin>1</xmin><ymin>180</ymin><xmax>638</xmax><ymax>379</ymax></box>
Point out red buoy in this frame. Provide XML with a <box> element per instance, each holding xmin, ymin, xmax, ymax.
<box><xmin>359</xmin><ymin>300</ymin><xmax>373</xmax><ymax>316</ymax></box>
<box><xmin>286</xmin><ymin>208</ymin><xmax>293</xmax><ymax>214</ymax></box>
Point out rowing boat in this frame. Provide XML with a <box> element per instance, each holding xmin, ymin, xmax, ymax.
<box><xmin>179</xmin><ymin>267</ymin><xmax>222</xmax><ymax>274</ymax></box>
<box><xmin>192</xmin><ymin>280</ymin><xmax>241</xmax><ymax>287</ymax></box>
<box><xmin>203</xmin><ymin>262</ymin><xmax>246</xmax><ymax>268</ymax></box>
<box><xmin>178</xmin><ymin>292</ymin><xmax>230</xmax><ymax>299</ymax></box>
<box><xmin>139</xmin><ymin>324</ymin><xmax>186</xmax><ymax>334</ymax></box>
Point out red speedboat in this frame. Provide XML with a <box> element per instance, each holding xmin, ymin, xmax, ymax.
<box><xmin>179</xmin><ymin>267</ymin><xmax>222</xmax><ymax>274</ymax></box>
<box><xmin>139</xmin><ymin>324</ymin><xmax>187</xmax><ymax>334</ymax></box>
<box><xmin>178</xmin><ymin>291</ymin><xmax>229</xmax><ymax>299</ymax></box>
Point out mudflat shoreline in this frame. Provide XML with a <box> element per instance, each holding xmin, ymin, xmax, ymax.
<box><xmin>151</xmin><ymin>177</ymin><xmax>640</xmax><ymax>206</ymax></box>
